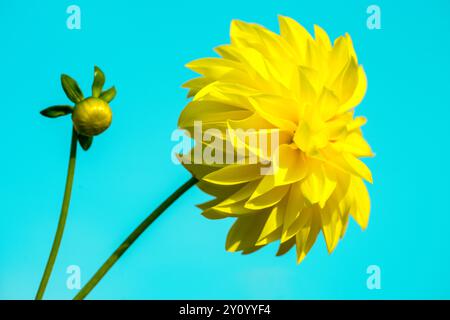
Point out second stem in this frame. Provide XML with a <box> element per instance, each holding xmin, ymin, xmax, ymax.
<box><xmin>74</xmin><ymin>176</ymin><xmax>198</xmax><ymax>300</ymax></box>
<box><xmin>35</xmin><ymin>128</ymin><xmax>78</xmax><ymax>300</ymax></box>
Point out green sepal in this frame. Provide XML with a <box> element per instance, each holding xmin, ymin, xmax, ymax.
<box><xmin>40</xmin><ymin>105</ymin><xmax>73</xmax><ymax>118</ymax></box>
<box><xmin>78</xmin><ymin>134</ymin><xmax>93</xmax><ymax>151</ymax></box>
<box><xmin>99</xmin><ymin>86</ymin><xmax>116</xmax><ymax>103</ymax></box>
<box><xmin>61</xmin><ymin>74</ymin><xmax>84</xmax><ymax>103</ymax></box>
<box><xmin>92</xmin><ymin>66</ymin><xmax>105</xmax><ymax>98</ymax></box>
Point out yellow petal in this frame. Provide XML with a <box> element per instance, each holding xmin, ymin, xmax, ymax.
<box><xmin>349</xmin><ymin>177</ymin><xmax>371</xmax><ymax>229</ymax></box>
<box><xmin>321</xmin><ymin>146</ymin><xmax>373</xmax><ymax>183</ymax></box>
<box><xmin>214</xmin><ymin>44</ymin><xmax>241</xmax><ymax>61</ymax></box>
<box><xmin>231</xmin><ymin>19</ymin><xmax>294</xmax><ymax>62</ymax></box>
<box><xmin>295</xmin><ymin>214</ymin><xmax>320</xmax><ymax>263</ymax></box>
<box><xmin>213</xmin><ymin>201</ymin><xmax>258</xmax><ymax>215</ymax></box>
<box><xmin>255</xmin><ymin>228</ymin><xmax>281</xmax><ymax>246</ymax></box>
<box><xmin>202</xmin><ymin>208</ymin><xmax>229</xmax><ymax>220</ymax></box>
<box><xmin>327</xmin><ymin>36</ymin><xmax>350</xmax><ymax>82</ymax></box>
<box><xmin>335</xmin><ymin>131</ymin><xmax>374</xmax><ymax>157</ymax></box>
<box><xmin>345</xmin><ymin>33</ymin><xmax>358</xmax><ymax>64</ymax></box>
<box><xmin>278</xmin><ymin>15</ymin><xmax>313</xmax><ymax>63</ymax></box>
<box><xmin>247</xmin><ymin>174</ymin><xmax>275</xmax><ymax>200</ymax></box>
<box><xmin>257</xmin><ymin>203</ymin><xmax>285</xmax><ymax>242</ymax></box>
<box><xmin>212</xmin><ymin>181</ymin><xmax>262</xmax><ymax>215</ymax></box>
<box><xmin>182</xmin><ymin>77</ymin><xmax>214</xmax><ymax>98</ymax></box>
<box><xmin>320</xmin><ymin>205</ymin><xmax>343</xmax><ymax>253</ymax></box>
<box><xmin>276</xmin><ymin>237</ymin><xmax>296</xmax><ymax>256</ymax></box>
<box><xmin>304</xmin><ymin>38</ymin><xmax>323</xmax><ymax>72</ymax></box>
<box><xmin>346</xmin><ymin>116</ymin><xmax>367</xmax><ymax>131</ymax></box>
<box><xmin>249</xmin><ymin>95</ymin><xmax>298</xmax><ymax>131</ymax></box>
<box><xmin>342</xmin><ymin>153</ymin><xmax>373</xmax><ymax>183</ymax></box>
<box><xmin>314</xmin><ymin>24</ymin><xmax>332</xmax><ymax>50</ymax></box>
<box><xmin>245</xmin><ymin>183</ymin><xmax>289</xmax><ymax>210</ymax></box>
<box><xmin>281</xmin><ymin>182</ymin><xmax>305</xmax><ymax>241</ymax></box>
<box><xmin>293</xmin><ymin>114</ymin><xmax>328</xmax><ymax>155</ymax></box>
<box><xmin>226</xmin><ymin>214</ymin><xmax>268</xmax><ymax>252</ymax></box>
<box><xmin>180</xmin><ymin>155</ymin><xmax>223</xmax><ymax>180</ymax></box>
<box><xmin>197</xmin><ymin>197</ymin><xmax>223</xmax><ymax>211</ymax></box>
<box><xmin>233</xmin><ymin>46</ymin><xmax>273</xmax><ymax>81</ymax></box>
<box><xmin>318</xmin><ymin>87</ymin><xmax>340</xmax><ymax>121</ymax></box>
<box><xmin>178</xmin><ymin>100</ymin><xmax>250</xmax><ymax>129</ymax></box>
<box><xmin>300</xmin><ymin>161</ymin><xmax>336</xmax><ymax>207</ymax></box>
<box><xmin>203</xmin><ymin>164</ymin><xmax>262</xmax><ymax>185</ymax></box>
<box><xmin>194</xmin><ymin>81</ymin><xmax>256</xmax><ymax>109</ymax></box>
<box><xmin>186</xmin><ymin>58</ymin><xmax>243</xmax><ymax>79</ymax></box>
<box><xmin>338</xmin><ymin>66</ymin><xmax>367</xmax><ymax>113</ymax></box>
<box><xmin>273</xmin><ymin>144</ymin><xmax>307</xmax><ymax>186</ymax></box>
<box><xmin>297</xmin><ymin>66</ymin><xmax>317</xmax><ymax>105</ymax></box>
<box><xmin>282</xmin><ymin>206</ymin><xmax>311</xmax><ymax>243</ymax></box>
<box><xmin>340</xmin><ymin>212</ymin><xmax>350</xmax><ymax>239</ymax></box>
<box><xmin>195</xmin><ymin>180</ymin><xmax>241</xmax><ymax>197</ymax></box>
<box><xmin>325</xmin><ymin>112</ymin><xmax>352</xmax><ymax>140</ymax></box>
<box><xmin>215</xmin><ymin>180</ymin><xmax>259</xmax><ymax>207</ymax></box>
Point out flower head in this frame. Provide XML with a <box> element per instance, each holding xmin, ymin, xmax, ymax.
<box><xmin>178</xmin><ymin>16</ymin><xmax>373</xmax><ymax>263</ymax></box>
<box><xmin>41</xmin><ymin>66</ymin><xmax>117</xmax><ymax>150</ymax></box>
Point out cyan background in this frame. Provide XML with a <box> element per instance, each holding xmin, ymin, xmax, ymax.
<box><xmin>0</xmin><ymin>0</ymin><xmax>449</xmax><ymax>299</ymax></box>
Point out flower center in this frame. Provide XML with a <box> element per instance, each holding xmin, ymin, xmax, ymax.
<box><xmin>293</xmin><ymin>121</ymin><xmax>328</xmax><ymax>155</ymax></box>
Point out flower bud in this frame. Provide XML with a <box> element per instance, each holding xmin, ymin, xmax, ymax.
<box><xmin>72</xmin><ymin>97</ymin><xmax>112</xmax><ymax>136</ymax></box>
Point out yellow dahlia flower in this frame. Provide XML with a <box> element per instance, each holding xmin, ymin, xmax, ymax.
<box><xmin>179</xmin><ymin>16</ymin><xmax>373</xmax><ymax>263</ymax></box>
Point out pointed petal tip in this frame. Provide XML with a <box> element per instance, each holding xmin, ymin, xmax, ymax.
<box><xmin>280</xmin><ymin>231</ymin><xmax>294</xmax><ymax>245</ymax></box>
<box><xmin>325</xmin><ymin>241</ymin><xmax>338</xmax><ymax>255</ymax></box>
<box><xmin>296</xmin><ymin>254</ymin><xmax>306</xmax><ymax>265</ymax></box>
<box><xmin>225</xmin><ymin>243</ymin><xmax>240</xmax><ymax>253</ymax></box>
<box><xmin>358</xmin><ymin>219</ymin><xmax>369</xmax><ymax>231</ymax></box>
<box><xmin>277</xmin><ymin>14</ymin><xmax>290</xmax><ymax>23</ymax></box>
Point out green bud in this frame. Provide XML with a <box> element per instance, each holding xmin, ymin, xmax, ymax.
<box><xmin>72</xmin><ymin>97</ymin><xmax>112</xmax><ymax>136</ymax></box>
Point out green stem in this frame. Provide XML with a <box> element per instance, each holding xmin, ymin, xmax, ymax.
<box><xmin>36</xmin><ymin>128</ymin><xmax>78</xmax><ymax>300</ymax></box>
<box><xmin>73</xmin><ymin>176</ymin><xmax>198</xmax><ymax>300</ymax></box>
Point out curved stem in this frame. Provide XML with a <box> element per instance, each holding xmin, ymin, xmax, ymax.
<box><xmin>74</xmin><ymin>176</ymin><xmax>198</xmax><ymax>300</ymax></box>
<box><xmin>35</xmin><ymin>128</ymin><xmax>78</xmax><ymax>300</ymax></box>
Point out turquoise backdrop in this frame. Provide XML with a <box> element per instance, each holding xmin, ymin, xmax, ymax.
<box><xmin>0</xmin><ymin>0</ymin><xmax>449</xmax><ymax>299</ymax></box>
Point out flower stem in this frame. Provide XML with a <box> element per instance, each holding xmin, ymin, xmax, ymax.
<box><xmin>35</xmin><ymin>128</ymin><xmax>78</xmax><ymax>300</ymax></box>
<box><xmin>73</xmin><ymin>176</ymin><xmax>198</xmax><ymax>300</ymax></box>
